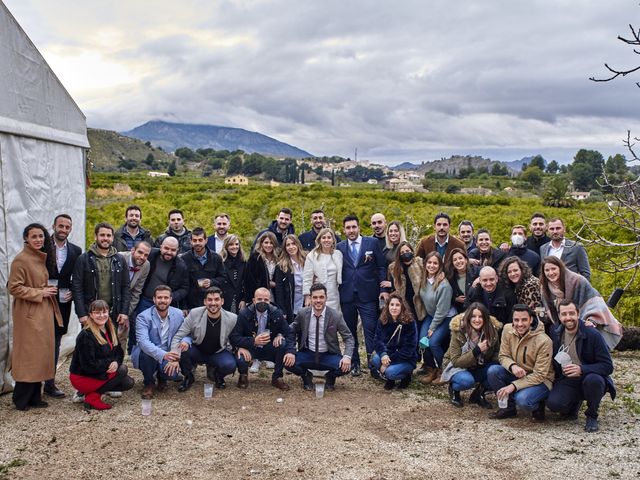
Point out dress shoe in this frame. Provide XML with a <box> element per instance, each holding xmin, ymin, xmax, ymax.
<box><xmin>584</xmin><ymin>417</ymin><xmax>599</xmax><ymax>433</ymax></box>
<box><xmin>206</xmin><ymin>365</ymin><xmax>217</xmax><ymax>382</ymax></box>
<box><xmin>490</xmin><ymin>408</ymin><xmax>517</xmax><ymax>419</ymax></box>
<box><xmin>370</xmin><ymin>368</ymin><xmax>382</xmax><ymax>380</ymax></box>
<box><xmin>398</xmin><ymin>375</ymin><xmax>412</xmax><ymax>389</ymax></box>
<box><xmin>215</xmin><ymin>377</ymin><xmax>226</xmax><ymax>389</ymax></box>
<box><xmin>469</xmin><ymin>385</ymin><xmax>492</xmax><ymax>409</ymax></box>
<box><xmin>531</xmin><ymin>402</ymin><xmax>546</xmax><ymax>422</ymax></box>
<box><xmin>44</xmin><ymin>383</ymin><xmax>66</xmax><ymax>398</ymax></box>
<box><xmin>302</xmin><ymin>372</ymin><xmax>313</xmax><ymax>391</ymax></box>
<box><xmin>29</xmin><ymin>400</ymin><xmax>49</xmax><ymax>409</ymax></box>
<box><xmin>156</xmin><ymin>378</ymin><xmax>168</xmax><ymax>392</ymax></box>
<box><xmin>449</xmin><ymin>384</ymin><xmax>463</xmax><ymax>408</ymax></box>
<box><xmin>325</xmin><ymin>380</ymin><xmax>336</xmax><ymax>391</ymax></box>
<box><xmin>384</xmin><ymin>379</ymin><xmax>395</xmax><ymax>390</ymax></box>
<box><xmin>141</xmin><ymin>385</ymin><xmax>154</xmax><ymax>399</ymax></box>
<box><xmin>237</xmin><ymin>374</ymin><xmax>249</xmax><ymax>389</ymax></box>
<box><xmin>350</xmin><ymin>365</ymin><xmax>362</xmax><ymax>377</ymax></box>
<box><xmin>178</xmin><ymin>372</ymin><xmax>195</xmax><ymax>392</ymax></box>
<box><xmin>271</xmin><ymin>377</ymin><xmax>290</xmax><ymax>391</ymax></box>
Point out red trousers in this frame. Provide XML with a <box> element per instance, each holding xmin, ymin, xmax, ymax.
<box><xmin>70</xmin><ymin>372</ymin><xmax>116</xmax><ymax>394</ymax></box>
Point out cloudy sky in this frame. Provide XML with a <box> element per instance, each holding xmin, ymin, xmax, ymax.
<box><xmin>5</xmin><ymin>0</ymin><xmax>640</xmax><ymax>164</ymax></box>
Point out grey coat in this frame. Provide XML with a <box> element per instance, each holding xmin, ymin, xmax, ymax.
<box><xmin>171</xmin><ymin>306</ymin><xmax>237</xmax><ymax>353</ymax></box>
<box><xmin>286</xmin><ymin>306</ymin><xmax>355</xmax><ymax>358</ymax></box>
<box><xmin>120</xmin><ymin>251</ymin><xmax>150</xmax><ymax>316</ymax></box>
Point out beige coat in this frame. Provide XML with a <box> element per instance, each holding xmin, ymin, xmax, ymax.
<box><xmin>9</xmin><ymin>246</ymin><xmax>62</xmax><ymax>382</ymax></box>
<box><xmin>388</xmin><ymin>257</ymin><xmax>426</xmax><ymax>321</ymax></box>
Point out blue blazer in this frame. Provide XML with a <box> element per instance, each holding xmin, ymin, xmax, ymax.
<box><xmin>336</xmin><ymin>236</ymin><xmax>387</xmax><ymax>304</ymax></box>
<box><xmin>131</xmin><ymin>306</ymin><xmax>185</xmax><ymax>368</ymax></box>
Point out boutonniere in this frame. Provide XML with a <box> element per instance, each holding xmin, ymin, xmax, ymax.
<box><xmin>364</xmin><ymin>250</ymin><xmax>374</xmax><ymax>263</ymax></box>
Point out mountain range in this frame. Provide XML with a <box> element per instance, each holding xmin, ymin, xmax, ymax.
<box><xmin>122</xmin><ymin>120</ymin><xmax>313</xmax><ymax>159</ymax></box>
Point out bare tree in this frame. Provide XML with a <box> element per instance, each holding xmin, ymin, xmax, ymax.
<box><xmin>590</xmin><ymin>24</ymin><xmax>640</xmax><ymax>86</ymax></box>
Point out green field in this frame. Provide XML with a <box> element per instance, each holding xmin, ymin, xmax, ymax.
<box><xmin>87</xmin><ymin>172</ymin><xmax>639</xmax><ymax>326</ymax></box>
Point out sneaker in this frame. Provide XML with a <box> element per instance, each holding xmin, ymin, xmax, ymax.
<box><xmin>249</xmin><ymin>360</ymin><xmax>261</xmax><ymax>374</ymax></box>
<box><xmin>264</xmin><ymin>361</ymin><xmax>275</xmax><ymax>370</ymax></box>
<box><xmin>584</xmin><ymin>417</ymin><xmax>599</xmax><ymax>433</ymax></box>
<box><xmin>72</xmin><ymin>391</ymin><xmax>85</xmax><ymax>404</ymax></box>
<box><xmin>107</xmin><ymin>391</ymin><xmax>122</xmax><ymax>398</ymax></box>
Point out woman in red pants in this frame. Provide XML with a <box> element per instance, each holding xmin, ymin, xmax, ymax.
<box><xmin>69</xmin><ymin>300</ymin><xmax>134</xmax><ymax>410</ymax></box>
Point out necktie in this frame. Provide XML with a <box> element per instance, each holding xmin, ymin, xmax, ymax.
<box><xmin>350</xmin><ymin>241</ymin><xmax>358</xmax><ymax>264</ymax></box>
<box><xmin>314</xmin><ymin>314</ymin><xmax>321</xmax><ymax>365</ymax></box>
<box><xmin>130</xmin><ymin>266</ymin><xmax>140</xmax><ymax>273</ymax></box>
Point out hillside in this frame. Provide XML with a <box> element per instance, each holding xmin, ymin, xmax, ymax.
<box><xmin>88</xmin><ymin>128</ymin><xmax>174</xmax><ymax>171</ymax></box>
<box><xmin>122</xmin><ymin>120</ymin><xmax>313</xmax><ymax>159</ymax></box>
<box><xmin>414</xmin><ymin>155</ymin><xmax>508</xmax><ymax>175</ymax></box>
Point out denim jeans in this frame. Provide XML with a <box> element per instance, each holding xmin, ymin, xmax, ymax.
<box><xmin>487</xmin><ymin>364</ymin><xmax>549</xmax><ymax>411</ymax></box>
<box><xmin>341</xmin><ymin>298</ymin><xmax>378</xmax><ymax>368</ymax></box>
<box><xmin>450</xmin><ymin>363</ymin><xmax>496</xmax><ymax>392</ymax></box>
<box><xmin>138</xmin><ymin>350</ymin><xmax>182</xmax><ymax>386</ymax></box>
<box><xmin>547</xmin><ymin>373</ymin><xmax>606</xmax><ymax>419</ymax></box>
<box><xmin>371</xmin><ymin>353</ymin><xmax>413</xmax><ymax>381</ymax></box>
<box><xmin>236</xmin><ymin>342</ymin><xmax>286</xmax><ymax>379</ymax></box>
<box><xmin>418</xmin><ymin>315</ymin><xmax>452</xmax><ymax>368</ymax></box>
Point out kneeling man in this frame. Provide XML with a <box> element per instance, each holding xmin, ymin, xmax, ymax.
<box><xmin>285</xmin><ymin>283</ymin><xmax>354</xmax><ymax>390</ymax></box>
<box><xmin>488</xmin><ymin>304</ymin><xmax>554</xmax><ymax>420</ymax></box>
<box><xmin>547</xmin><ymin>300</ymin><xmax>615</xmax><ymax>432</ymax></box>
<box><xmin>169</xmin><ymin>287</ymin><xmax>237</xmax><ymax>391</ymax></box>
<box><xmin>132</xmin><ymin>285</ymin><xmax>185</xmax><ymax>398</ymax></box>
<box><xmin>230</xmin><ymin>288</ymin><xmax>290</xmax><ymax>390</ymax></box>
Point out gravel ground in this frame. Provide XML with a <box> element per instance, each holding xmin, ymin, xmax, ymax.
<box><xmin>0</xmin><ymin>351</ymin><xmax>638</xmax><ymax>480</ymax></box>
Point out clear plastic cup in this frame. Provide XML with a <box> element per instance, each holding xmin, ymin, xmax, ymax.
<box><xmin>197</xmin><ymin>278</ymin><xmax>207</xmax><ymax>288</ymax></box>
<box><xmin>498</xmin><ymin>396</ymin><xmax>509</xmax><ymax>409</ymax></box>
<box><xmin>204</xmin><ymin>383</ymin><xmax>214</xmax><ymax>399</ymax></box>
<box><xmin>141</xmin><ymin>399</ymin><xmax>152</xmax><ymax>416</ymax></box>
<box><xmin>315</xmin><ymin>383</ymin><xmax>325</xmax><ymax>399</ymax></box>
<box><xmin>58</xmin><ymin>288</ymin><xmax>71</xmax><ymax>303</ymax></box>
<box><xmin>47</xmin><ymin>279</ymin><xmax>58</xmax><ymax>287</ymax></box>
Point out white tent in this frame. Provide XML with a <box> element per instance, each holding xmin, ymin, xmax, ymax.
<box><xmin>0</xmin><ymin>1</ymin><xmax>89</xmax><ymax>393</ymax></box>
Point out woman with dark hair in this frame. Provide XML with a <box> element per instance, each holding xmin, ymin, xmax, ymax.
<box><xmin>383</xmin><ymin>221</ymin><xmax>407</xmax><ymax>264</ymax></box>
<box><xmin>69</xmin><ymin>300</ymin><xmax>134</xmax><ymax>410</ymax></box>
<box><xmin>468</xmin><ymin>229</ymin><xmax>505</xmax><ymax>269</ymax></box>
<box><xmin>302</xmin><ymin>227</ymin><xmax>343</xmax><ymax>310</ymax></box>
<box><xmin>274</xmin><ymin>234</ymin><xmax>307</xmax><ymax>322</ymax></box>
<box><xmin>540</xmin><ymin>256</ymin><xmax>622</xmax><ymax>350</ymax></box>
<box><xmin>220</xmin><ymin>234</ymin><xmax>247</xmax><ymax>314</ymax></box>
<box><xmin>445</xmin><ymin>247</ymin><xmax>480</xmax><ymax>314</ymax></box>
<box><xmin>371</xmin><ymin>293</ymin><xmax>418</xmax><ymax>390</ymax></box>
<box><xmin>418</xmin><ymin>251</ymin><xmax>455</xmax><ymax>384</ymax></box>
<box><xmin>499</xmin><ymin>256</ymin><xmax>542</xmax><ymax>310</ymax></box>
<box><xmin>441</xmin><ymin>302</ymin><xmax>501</xmax><ymax>408</ymax></box>
<box><xmin>386</xmin><ymin>241</ymin><xmax>425</xmax><ymax>321</ymax></box>
<box><xmin>8</xmin><ymin>223</ymin><xmax>62</xmax><ymax>410</ymax></box>
<box><xmin>245</xmin><ymin>231</ymin><xmax>279</xmax><ymax>302</ymax></box>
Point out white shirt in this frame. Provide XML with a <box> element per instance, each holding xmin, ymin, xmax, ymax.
<box><xmin>308</xmin><ymin>307</ymin><xmax>328</xmax><ymax>353</ymax></box>
<box><xmin>548</xmin><ymin>238</ymin><xmax>566</xmax><ymax>259</ymax></box>
<box><xmin>159</xmin><ymin>313</ymin><xmax>170</xmax><ymax>349</ymax></box>
<box><xmin>214</xmin><ymin>234</ymin><xmax>225</xmax><ymax>254</ymax></box>
<box><xmin>55</xmin><ymin>240</ymin><xmax>68</xmax><ymax>273</ymax></box>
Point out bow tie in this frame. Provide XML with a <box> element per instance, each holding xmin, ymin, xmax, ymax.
<box><xmin>129</xmin><ymin>266</ymin><xmax>140</xmax><ymax>273</ymax></box>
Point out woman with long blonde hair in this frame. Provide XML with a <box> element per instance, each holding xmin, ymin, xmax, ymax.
<box><xmin>245</xmin><ymin>231</ymin><xmax>279</xmax><ymax>302</ymax></box>
<box><xmin>220</xmin><ymin>234</ymin><xmax>247</xmax><ymax>313</ymax></box>
<box><xmin>274</xmin><ymin>234</ymin><xmax>307</xmax><ymax>321</ymax></box>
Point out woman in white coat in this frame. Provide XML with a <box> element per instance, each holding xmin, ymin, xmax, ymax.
<box><xmin>303</xmin><ymin>228</ymin><xmax>343</xmax><ymax>310</ymax></box>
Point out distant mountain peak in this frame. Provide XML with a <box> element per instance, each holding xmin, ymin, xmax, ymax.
<box><xmin>122</xmin><ymin>120</ymin><xmax>313</xmax><ymax>159</ymax></box>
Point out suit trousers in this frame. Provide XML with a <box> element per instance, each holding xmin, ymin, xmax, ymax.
<box><xmin>285</xmin><ymin>349</ymin><xmax>347</xmax><ymax>381</ymax></box>
<box><xmin>341</xmin><ymin>296</ymin><xmax>378</xmax><ymax>368</ymax></box>
<box><xmin>547</xmin><ymin>374</ymin><xmax>606</xmax><ymax>419</ymax></box>
<box><xmin>236</xmin><ymin>342</ymin><xmax>286</xmax><ymax>379</ymax></box>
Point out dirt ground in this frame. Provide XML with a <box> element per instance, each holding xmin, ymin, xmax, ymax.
<box><xmin>1</xmin><ymin>351</ymin><xmax>639</xmax><ymax>480</ymax></box>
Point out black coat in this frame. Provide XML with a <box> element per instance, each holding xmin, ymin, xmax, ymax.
<box><xmin>48</xmin><ymin>241</ymin><xmax>82</xmax><ymax>328</ymax></box>
<box><xmin>448</xmin><ymin>264</ymin><xmax>480</xmax><ymax>313</ymax></box>
<box><xmin>273</xmin><ymin>265</ymin><xmax>300</xmax><ymax>322</ymax></box>
<box><xmin>468</xmin><ymin>247</ymin><xmax>506</xmax><ymax>269</ymax></box>
<box><xmin>244</xmin><ymin>251</ymin><xmax>272</xmax><ymax>303</ymax></box>
<box><xmin>143</xmin><ymin>249</ymin><xmax>190</xmax><ymax>307</ymax></box>
<box><xmin>180</xmin><ymin>248</ymin><xmax>227</xmax><ymax>309</ymax></box>
<box><xmin>222</xmin><ymin>256</ymin><xmax>246</xmax><ymax>313</ymax></box>
<box><xmin>69</xmin><ymin>328</ymin><xmax>124</xmax><ymax>380</ymax></box>
<box><xmin>465</xmin><ymin>281</ymin><xmax>516</xmax><ymax>325</ymax></box>
<box><xmin>229</xmin><ymin>304</ymin><xmax>289</xmax><ymax>351</ymax></box>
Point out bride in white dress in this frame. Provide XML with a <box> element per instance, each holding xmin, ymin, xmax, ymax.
<box><xmin>303</xmin><ymin>228</ymin><xmax>343</xmax><ymax>310</ymax></box>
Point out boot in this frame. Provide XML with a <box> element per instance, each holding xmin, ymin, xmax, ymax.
<box><xmin>83</xmin><ymin>392</ymin><xmax>112</xmax><ymax>410</ymax></box>
<box><xmin>449</xmin><ymin>384</ymin><xmax>463</xmax><ymax>408</ymax></box>
<box><xmin>237</xmin><ymin>374</ymin><xmax>249</xmax><ymax>389</ymax></box>
<box><xmin>469</xmin><ymin>384</ymin><xmax>492</xmax><ymax>409</ymax></box>
<box><xmin>420</xmin><ymin>367</ymin><xmax>439</xmax><ymax>385</ymax></box>
<box><xmin>532</xmin><ymin>401</ymin><xmax>546</xmax><ymax>422</ymax></box>
<box><xmin>384</xmin><ymin>379</ymin><xmax>395</xmax><ymax>390</ymax></box>
<box><xmin>431</xmin><ymin>369</ymin><xmax>446</xmax><ymax>385</ymax></box>
<box><xmin>178</xmin><ymin>371</ymin><xmax>195</xmax><ymax>392</ymax></box>
<box><xmin>398</xmin><ymin>374</ymin><xmax>412</xmax><ymax>389</ymax></box>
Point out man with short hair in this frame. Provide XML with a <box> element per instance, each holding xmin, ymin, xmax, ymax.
<box><xmin>416</xmin><ymin>212</ymin><xmax>466</xmax><ymax>263</ymax></box>
<box><xmin>45</xmin><ymin>214</ymin><xmax>82</xmax><ymax>398</ymax></box>
<box><xmin>113</xmin><ymin>205</ymin><xmax>154</xmax><ymax>252</ymax></box>
<box><xmin>370</xmin><ymin>213</ymin><xmax>387</xmax><ymax>252</ymax></box>
<box><xmin>284</xmin><ymin>283</ymin><xmax>354</xmax><ymax>390</ymax></box>
<box><xmin>206</xmin><ymin>213</ymin><xmax>231</xmax><ymax>254</ymax></box>
<box><xmin>506</xmin><ymin>224</ymin><xmax>540</xmax><ymax>276</ymax></box>
<box><xmin>181</xmin><ymin>227</ymin><xmax>226</xmax><ymax>310</ymax></box>
<box><xmin>458</xmin><ymin>220</ymin><xmax>476</xmax><ymax>252</ymax></box>
<box><xmin>488</xmin><ymin>305</ymin><xmax>554</xmax><ymax>420</ymax></box>
<box><xmin>120</xmin><ymin>241</ymin><xmax>152</xmax><ymax>351</ymax></box>
<box><xmin>540</xmin><ymin>218</ymin><xmax>591</xmax><ymax>281</ymax></box>
<box><xmin>155</xmin><ymin>209</ymin><xmax>192</xmax><ymax>253</ymax></box>
<box><xmin>337</xmin><ymin>214</ymin><xmax>388</xmax><ymax>376</ymax></box>
<box><xmin>169</xmin><ymin>287</ymin><xmax>238</xmax><ymax>391</ymax></box>
<box><xmin>253</xmin><ymin>207</ymin><xmax>295</xmax><ymax>249</ymax></box>
<box><xmin>298</xmin><ymin>209</ymin><xmax>341</xmax><ymax>251</ymax></box>
<box><xmin>132</xmin><ymin>285</ymin><xmax>185</xmax><ymax>399</ymax></box>
<box><xmin>526</xmin><ymin>212</ymin><xmax>550</xmax><ymax>255</ymax></box>
<box><xmin>230</xmin><ymin>288</ymin><xmax>290</xmax><ymax>390</ymax></box>
<box><xmin>547</xmin><ymin>301</ymin><xmax>615</xmax><ymax>432</ymax></box>
<box><xmin>465</xmin><ymin>266</ymin><xmax>516</xmax><ymax>325</ymax></box>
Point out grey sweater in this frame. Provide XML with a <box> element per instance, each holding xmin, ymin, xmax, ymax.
<box><xmin>419</xmin><ymin>279</ymin><xmax>453</xmax><ymax>331</ymax></box>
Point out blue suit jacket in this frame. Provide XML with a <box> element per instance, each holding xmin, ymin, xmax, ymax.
<box><xmin>337</xmin><ymin>236</ymin><xmax>387</xmax><ymax>304</ymax></box>
<box><xmin>131</xmin><ymin>306</ymin><xmax>185</xmax><ymax>368</ymax></box>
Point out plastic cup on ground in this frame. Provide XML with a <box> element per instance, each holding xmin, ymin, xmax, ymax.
<box><xmin>141</xmin><ymin>399</ymin><xmax>152</xmax><ymax>416</ymax></box>
<box><xmin>498</xmin><ymin>396</ymin><xmax>509</xmax><ymax>409</ymax></box>
<box><xmin>315</xmin><ymin>383</ymin><xmax>325</xmax><ymax>399</ymax></box>
<box><xmin>58</xmin><ymin>288</ymin><xmax>71</xmax><ymax>303</ymax></box>
<box><xmin>204</xmin><ymin>383</ymin><xmax>214</xmax><ymax>399</ymax></box>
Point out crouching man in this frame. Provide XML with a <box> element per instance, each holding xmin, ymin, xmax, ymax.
<box><xmin>230</xmin><ymin>288</ymin><xmax>290</xmax><ymax>391</ymax></box>
<box><xmin>168</xmin><ymin>287</ymin><xmax>238</xmax><ymax>391</ymax></box>
<box><xmin>284</xmin><ymin>283</ymin><xmax>354</xmax><ymax>391</ymax></box>
<box><xmin>547</xmin><ymin>300</ymin><xmax>615</xmax><ymax>432</ymax></box>
<box><xmin>132</xmin><ymin>285</ymin><xmax>185</xmax><ymax>399</ymax></box>
<box><xmin>488</xmin><ymin>304</ymin><xmax>554</xmax><ymax>420</ymax></box>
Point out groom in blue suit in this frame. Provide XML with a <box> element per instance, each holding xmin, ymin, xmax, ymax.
<box><xmin>337</xmin><ymin>214</ymin><xmax>388</xmax><ymax>376</ymax></box>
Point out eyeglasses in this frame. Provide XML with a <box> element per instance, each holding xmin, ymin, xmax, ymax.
<box><xmin>91</xmin><ymin>310</ymin><xmax>109</xmax><ymax>317</ymax></box>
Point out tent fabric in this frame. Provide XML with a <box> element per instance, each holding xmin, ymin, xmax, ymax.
<box><xmin>0</xmin><ymin>1</ymin><xmax>88</xmax><ymax>394</ymax></box>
